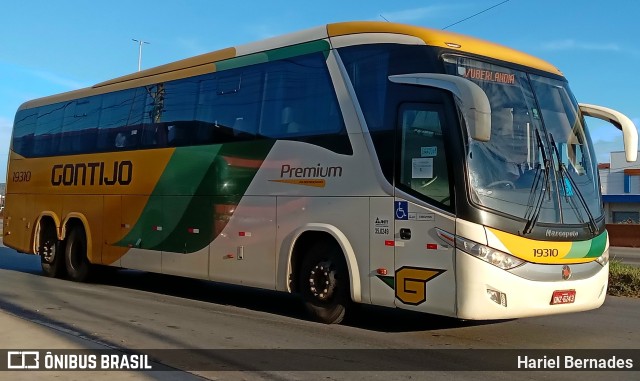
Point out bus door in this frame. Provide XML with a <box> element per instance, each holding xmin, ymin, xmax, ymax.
<box><xmin>392</xmin><ymin>93</ymin><xmax>457</xmax><ymax>316</ymax></box>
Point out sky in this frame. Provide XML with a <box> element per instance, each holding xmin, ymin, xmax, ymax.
<box><xmin>1</xmin><ymin>0</ymin><xmax>639</xmax><ymax>182</ymax></box>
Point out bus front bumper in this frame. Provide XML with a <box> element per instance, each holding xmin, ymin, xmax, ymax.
<box><xmin>454</xmin><ymin>250</ymin><xmax>608</xmax><ymax>320</ymax></box>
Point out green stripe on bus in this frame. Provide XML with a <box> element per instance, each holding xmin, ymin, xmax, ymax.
<box><xmin>377</xmin><ymin>275</ymin><xmax>395</xmax><ymax>289</ymax></box>
<box><xmin>564</xmin><ymin>239</ymin><xmax>591</xmax><ymax>259</ymax></box>
<box><xmin>215</xmin><ymin>40</ymin><xmax>331</xmax><ymax>72</ymax></box>
<box><xmin>564</xmin><ymin>231</ymin><xmax>607</xmax><ymax>259</ymax></box>
<box><xmin>586</xmin><ymin>230</ymin><xmax>607</xmax><ymax>258</ymax></box>
<box><xmin>115</xmin><ymin>145</ymin><xmax>222</xmax><ymax>249</ymax></box>
<box><xmin>116</xmin><ymin>140</ymin><xmax>275</xmax><ymax>253</ymax></box>
<box><xmin>154</xmin><ymin>140</ymin><xmax>274</xmax><ymax>252</ymax></box>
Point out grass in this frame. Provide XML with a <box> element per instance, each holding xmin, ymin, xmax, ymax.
<box><xmin>608</xmin><ymin>260</ymin><xmax>640</xmax><ymax>298</ymax></box>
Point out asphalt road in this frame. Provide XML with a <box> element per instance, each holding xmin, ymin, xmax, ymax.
<box><xmin>610</xmin><ymin>246</ymin><xmax>640</xmax><ymax>267</ymax></box>
<box><xmin>0</xmin><ymin>244</ymin><xmax>638</xmax><ymax>380</ymax></box>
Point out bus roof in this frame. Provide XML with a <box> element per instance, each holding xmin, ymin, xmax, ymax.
<box><xmin>327</xmin><ymin>22</ymin><xmax>562</xmax><ymax>76</ymax></box>
<box><xmin>19</xmin><ymin>21</ymin><xmax>562</xmax><ymax>110</ymax></box>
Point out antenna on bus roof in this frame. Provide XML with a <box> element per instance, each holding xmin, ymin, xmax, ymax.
<box><xmin>379</xmin><ymin>14</ymin><xmax>390</xmax><ymax>22</ymax></box>
<box><xmin>442</xmin><ymin>0</ymin><xmax>510</xmax><ymax>30</ymax></box>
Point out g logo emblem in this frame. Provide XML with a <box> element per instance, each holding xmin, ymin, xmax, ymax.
<box><xmin>395</xmin><ymin>267</ymin><xmax>444</xmax><ymax>305</ymax></box>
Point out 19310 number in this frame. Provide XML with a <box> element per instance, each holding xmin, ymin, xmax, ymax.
<box><xmin>12</xmin><ymin>171</ymin><xmax>31</xmax><ymax>182</ymax></box>
<box><xmin>533</xmin><ymin>248</ymin><xmax>559</xmax><ymax>257</ymax></box>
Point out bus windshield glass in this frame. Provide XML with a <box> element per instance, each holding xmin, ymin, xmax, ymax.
<box><xmin>443</xmin><ymin>55</ymin><xmax>602</xmax><ymax>227</ymax></box>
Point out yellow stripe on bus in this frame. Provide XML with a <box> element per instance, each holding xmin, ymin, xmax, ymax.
<box><xmin>487</xmin><ymin>228</ymin><xmax>595</xmax><ymax>264</ymax></box>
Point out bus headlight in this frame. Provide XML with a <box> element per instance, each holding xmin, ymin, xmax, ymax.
<box><xmin>455</xmin><ymin>236</ymin><xmax>525</xmax><ymax>270</ymax></box>
<box><xmin>596</xmin><ymin>250</ymin><xmax>609</xmax><ymax>267</ymax></box>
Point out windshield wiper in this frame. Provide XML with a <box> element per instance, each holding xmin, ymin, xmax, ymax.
<box><xmin>548</xmin><ymin>134</ymin><xmax>598</xmax><ymax>235</ymax></box>
<box><xmin>522</xmin><ymin>129</ymin><xmax>552</xmax><ymax>235</ymax></box>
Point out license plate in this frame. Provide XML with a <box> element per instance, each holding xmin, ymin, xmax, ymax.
<box><xmin>550</xmin><ymin>290</ymin><xmax>576</xmax><ymax>305</ymax></box>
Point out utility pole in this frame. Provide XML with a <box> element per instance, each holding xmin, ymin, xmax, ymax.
<box><xmin>132</xmin><ymin>39</ymin><xmax>150</xmax><ymax>72</ymax></box>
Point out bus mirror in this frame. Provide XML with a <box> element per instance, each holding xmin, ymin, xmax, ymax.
<box><xmin>389</xmin><ymin>73</ymin><xmax>491</xmax><ymax>142</ymax></box>
<box><xmin>579</xmin><ymin>103</ymin><xmax>638</xmax><ymax>162</ymax></box>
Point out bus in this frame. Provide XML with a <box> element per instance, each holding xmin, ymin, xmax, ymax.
<box><xmin>5</xmin><ymin>22</ymin><xmax>637</xmax><ymax>324</ymax></box>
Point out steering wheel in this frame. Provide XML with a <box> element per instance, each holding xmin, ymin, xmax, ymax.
<box><xmin>486</xmin><ymin>180</ymin><xmax>515</xmax><ymax>189</ymax></box>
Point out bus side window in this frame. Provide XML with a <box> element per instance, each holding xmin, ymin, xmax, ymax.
<box><xmin>97</xmin><ymin>90</ymin><xmax>135</xmax><ymax>152</ymax></box>
<box><xmin>33</xmin><ymin>104</ymin><xmax>64</xmax><ymax>157</ymax></box>
<box><xmin>12</xmin><ymin>109</ymin><xmax>37</xmax><ymax>157</ymax></box>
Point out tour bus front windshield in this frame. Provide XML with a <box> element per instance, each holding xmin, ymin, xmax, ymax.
<box><xmin>443</xmin><ymin>55</ymin><xmax>602</xmax><ymax>229</ymax></box>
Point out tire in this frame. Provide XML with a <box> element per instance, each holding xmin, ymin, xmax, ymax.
<box><xmin>39</xmin><ymin>226</ymin><xmax>64</xmax><ymax>278</ymax></box>
<box><xmin>298</xmin><ymin>241</ymin><xmax>349</xmax><ymax>324</ymax></box>
<box><xmin>64</xmin><ymin>225</ymin><xmax>92</xmax><ymax>282</ymax></box>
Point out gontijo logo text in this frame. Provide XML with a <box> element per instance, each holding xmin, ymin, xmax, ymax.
<box><xmin>270</xmin><ymin>163</ymin><xmax>343</xmax><ymax>188</ymax></box>
<box><xmin>51</xmin><ymin>161</ymin><xmax>133</xmax><ymax>186</ymax></box>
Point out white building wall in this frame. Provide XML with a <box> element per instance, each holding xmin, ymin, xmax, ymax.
<box><xmin>630</xmin><ymin>177</ymin><xmax>640</xmax><ymax>194</ymax></box>
<box><xmin>600</xmin><ymin>170</ymin><xmax>624</xmax><ymax>194</ymax></box>
<box><xmin>601</xmin><ymin>151</ymin><xmax>640</xmax><ymax>194</ymax></box>
<box><xmin>610</xmin><ymin>151</ymin><xmax>640</xmax><ymax>172</ymax></box>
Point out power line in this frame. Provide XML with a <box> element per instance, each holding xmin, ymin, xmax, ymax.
<box><xmin>442</xmin><ymin>0</ymin><xmax>510</xmax><ymax>30</ymax></box>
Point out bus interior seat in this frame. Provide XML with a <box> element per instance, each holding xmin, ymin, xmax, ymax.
<box><xmin>196</xmin><ymin>124</ymin><xmax>215</xmax><ymax>144</ymax></box>
<box><xmin>492</xmin><ymin>108</ymin><xmax>514</xmax><ymax>138</ymax></box>
<box><xmin>114</xmin><ymin>132</ymin><xmax>127</xmax><ymax>148</ymax></box>
<box><xmin>168</xmin><ymin>125</ymin><xmax>189</xmax><ymax>146</ymax></box>
<box><xmin>281</xmin><ymin>106</ymin><xmax>303</xmax><ymax>134</ymax></box>
<box><xmin>232</xmin><ymin>117</ymin><xmax>248</xmax><ymax>136</ymax></box>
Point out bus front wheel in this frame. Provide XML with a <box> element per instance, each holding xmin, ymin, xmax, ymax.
<box><xmin>298</xmin><ymin>241</ymin><xmax>349</xmax><ymax>324</ymax></box>
<box><xmin>64</xmin><ymin>225</ymin><xmax>92</xmax><ymax>282</ymax></box>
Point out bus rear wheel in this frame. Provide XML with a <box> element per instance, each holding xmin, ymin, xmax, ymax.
<box><xmin>65</xmin><ymin>225</ymin><xmax>92</xmax><ymax>282</ymax></box>
<box><xmin>298</xmin><ymin>241</ymin><xmax>349</xmax><ymax>324</ymax></box>
<box><xmin>39</xmin><ymin>226</ymin><xmax>64</xmax><ymax>278</ymax></box>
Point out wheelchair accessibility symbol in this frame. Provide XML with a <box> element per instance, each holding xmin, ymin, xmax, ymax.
<box><xmin>395</xmin><ymin>201</ymin><xmax>408</xmax><ymax>220</ymax></box>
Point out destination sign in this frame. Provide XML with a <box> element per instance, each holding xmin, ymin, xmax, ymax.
<box><xmin>460</xmin><ymin>67</ymin><xmax>516</xmax><ymax>85</ymax></box>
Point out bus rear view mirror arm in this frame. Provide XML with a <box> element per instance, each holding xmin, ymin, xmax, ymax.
<box><xmin>389</xmin><ymin>73</ymin><xmax>492</xmax><ymax>142</ymax></box>
<box><xmin>579</xmin><ymin>103</ymin><xmax>638</xmax><ymax>162</ymax></box>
